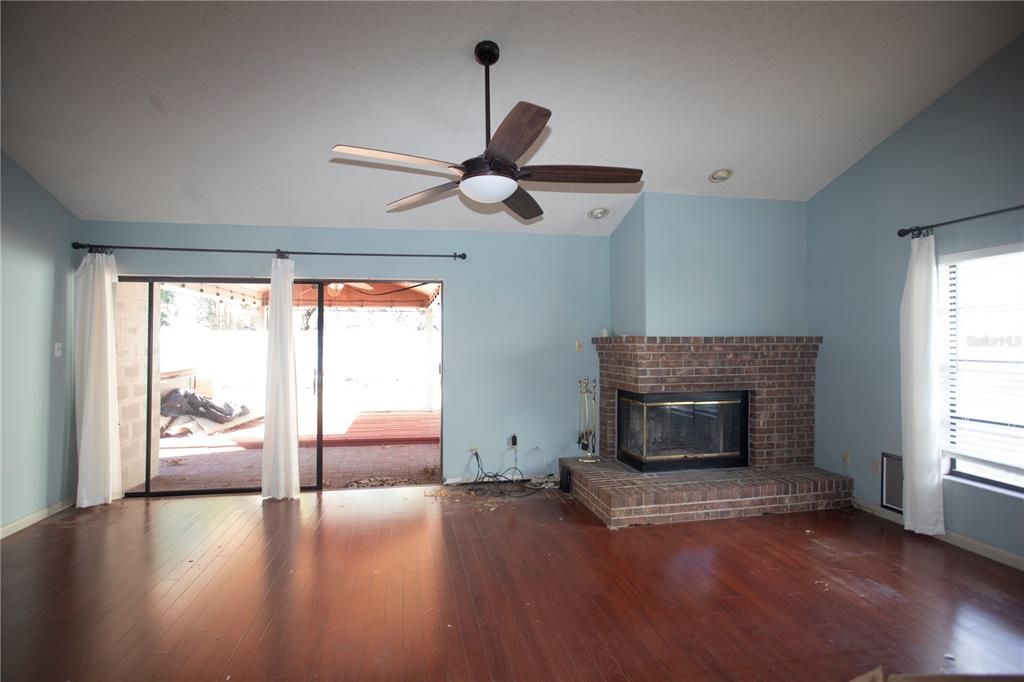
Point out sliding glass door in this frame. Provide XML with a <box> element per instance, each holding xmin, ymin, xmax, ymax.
<box><xmin>149</xmin><ymin>280</ymin><xmax>271</xmax><ymax>493</ymax></box>
<box><xmin>293</xmin><ymin>282</ymin><xmax>322</xmax><ymax>489</ymax></box>
<box><xmin>117</xmin><ymin>277</ymin><xmax>441</xmax><ymax>496</ymax></box>
<box><xmin>117</xmin><ymin>278</ymin><xmax>313</xmax><ymax>494</ymax></box>
<box><xmin>318</xmin><ymin>281</ymin><xmax>442</xmax><ymax>489</ymax></box>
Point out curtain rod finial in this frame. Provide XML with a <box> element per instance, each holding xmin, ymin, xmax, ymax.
<box><xmin>898</xmin><ymin>226</ymin><xmax>928</xmax><ymax>238</ymax></box>
<box><xmin>454</xmin><ymin>252</ymin><xmax>468</xmax><ymax>260</ymax></box>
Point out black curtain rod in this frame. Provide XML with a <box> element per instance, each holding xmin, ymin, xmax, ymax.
<box><xmin>896</xmin><ymin>204</ymin><xmax>1024</xmax><ymax>238</ymax></box>
<box><xmin>71</xmin><ymin>241</ymin><xmax>467</xmax><ymax>260</ymax></box>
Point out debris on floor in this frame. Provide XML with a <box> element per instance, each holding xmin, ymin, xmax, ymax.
<box><xmin>424</xmin><ymin>488</ymin><xmax>451</xmax><ymax>498</ymax></box>
<box><xmin>342</xmin><ymin>476</ymin><xmax>416</xmax><ymax>488</ymax></box>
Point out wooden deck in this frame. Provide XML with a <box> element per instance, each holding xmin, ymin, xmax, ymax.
<box><xmin>312</xmin><ymin>410</ymin><xmax>440</xmax><ymax>447</ymax></box>
<box><xmin>3</xmin><ymin>489</ymin><xmax>1023</xmax><ymax>680</ymax></box>
<box><xmin>222</xmin><ymin>410</ymin><xmax>441</xmax><ymax>448</ymax></box>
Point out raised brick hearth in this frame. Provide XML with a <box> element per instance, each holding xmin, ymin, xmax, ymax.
<box><xmin>559</xmin><ymin>457</ymin><xmax>852</xmax><ymax>529</ymax></box>
<box><xmin>594</xmin><ymin>336</ymin><xmax>823</xmax><ymax>468</ymax></box>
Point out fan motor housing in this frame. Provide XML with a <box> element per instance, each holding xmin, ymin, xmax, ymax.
<box><xmin>461</xmin><ymin>155</ymin><xmax>517</xmax><ymax>180</ymax></box>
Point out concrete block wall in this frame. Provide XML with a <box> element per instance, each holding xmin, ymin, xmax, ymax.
<box><xmin>115</xmin><ymin>282</ymin><xmax>160</xmax><ymax>488</ymax></box>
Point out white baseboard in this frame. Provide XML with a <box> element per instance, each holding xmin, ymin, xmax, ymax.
<box><xmin>853</xmin><ymin>499</ymin><xmax>1024</xmax><ymax>572</ymax></box>
<box><xmin>852</xmin><ymin>499</ymin><xmax>904</xmax><ymax>525</ymax></box>
<box><xmin>1</xmin><ymin>497</ymin><xmax>75</xmax><ymax>540</ymax></box>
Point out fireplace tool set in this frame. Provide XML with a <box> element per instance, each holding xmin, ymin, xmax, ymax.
<box><xmin>577</xmin><ymin>377</ymin><xmax>599</xmax><ymax>462</ymax></box>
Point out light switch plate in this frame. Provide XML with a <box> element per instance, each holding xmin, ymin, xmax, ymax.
<box><xmin>54</xmin><ymin>342</ymin><xmax>63</xmax><ymax>358</ymax></box>
<box><xmin>575</xmin><ymin>340</ymin><xmax>584</xmax><ymax>352</ymax></box>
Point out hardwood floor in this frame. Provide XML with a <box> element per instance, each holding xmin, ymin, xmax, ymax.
<box><xmin>2</xmin><ymin>487</ymin><xmax>1022</xmax><ymax>681</ymax></box>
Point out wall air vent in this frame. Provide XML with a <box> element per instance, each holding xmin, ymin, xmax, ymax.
<box><xmin>881</xmin><ymin>452</ymin><xmax>904</xmax><ymax>513</ymax></box>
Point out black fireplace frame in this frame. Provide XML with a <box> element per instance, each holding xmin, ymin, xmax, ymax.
<box><xmin>616</xmin><ymin>389</ymin><xmax>749</xmax><ymax>472</ymax></box>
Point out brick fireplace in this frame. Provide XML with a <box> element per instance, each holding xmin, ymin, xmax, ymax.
<box><xmin>558</xmin><ymin>336</ymin><xmax>851</xmax><ymax>528</ymax></box>
<box><xmin>594</xmin><ymin>336</ymin><xmax>822</xmax><ymax>468</ymax></box>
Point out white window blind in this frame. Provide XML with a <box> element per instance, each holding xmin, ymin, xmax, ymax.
<box><xmin>939</xmin><ymin>248</ymin><xmax>1024</xmax><ymax>490</ymax></box>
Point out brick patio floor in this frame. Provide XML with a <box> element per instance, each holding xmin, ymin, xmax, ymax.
<box><xmin>128</xmin><ymin>443</ymin><xmax>441</xmax><ymax>493</ymax></box>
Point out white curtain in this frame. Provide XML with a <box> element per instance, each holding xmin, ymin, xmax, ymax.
<box><xmin>899</xmin><ymin>233</ymin><xmax>945</xmax><ymax>535</ymax></box>
<box><xmin>74</xmin><ymin>252</ymin><xmax>123</xmax><ymax>507</ymax></box>
<box><xmin>262</xmin><ymin>257</ymin><xmax>300</xmax><ymax>499</ymax></box>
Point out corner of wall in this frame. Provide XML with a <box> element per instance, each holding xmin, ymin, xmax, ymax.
<box><xmin>609</xmin><ymin>193</ymin><xmax>647</xmax><ymax>336</ymax></box>
<box><xmin>1</xmin><ymin>152</ymin><xmax>82</xmax><ymax>527</ymax></box>
<box><xmin>635</xmin><ymin>194</ymin><xmax>648</xmax><ymax>335</ymax></box>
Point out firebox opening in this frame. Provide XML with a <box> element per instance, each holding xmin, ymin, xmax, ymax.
<box><xmin>617</xmin><ymin>390</ymin><xmax>749</xmax><ymax>472</ymax></box>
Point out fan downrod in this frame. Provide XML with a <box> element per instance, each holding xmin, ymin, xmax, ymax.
<box><xmin>474</xmin><ymin>40</ymin><xmax>499</xmax><ymax>66</ymax></box>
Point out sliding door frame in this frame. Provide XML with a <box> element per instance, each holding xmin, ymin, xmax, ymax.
<box><xmin>120</xmin><ymin>275</ymin><xmax>443</xmax><ymax>497</ymax></box>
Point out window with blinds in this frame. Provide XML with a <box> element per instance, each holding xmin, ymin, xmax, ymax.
<box><xmin>939</xmin><ymin>247</ymin><xmax>1024</xmax><ymax>492</ymax></box>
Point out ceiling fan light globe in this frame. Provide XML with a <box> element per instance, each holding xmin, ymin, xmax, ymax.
<box><xmin>459</xmin><ymin>174</ymin><xmax>518</xmax><ymax>204</ymax></box>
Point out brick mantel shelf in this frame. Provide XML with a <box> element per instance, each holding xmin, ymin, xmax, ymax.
<box><xmin>593</xmin><ymin>336</ymin><xmax>823</xmax><ymax>469</ymax></box>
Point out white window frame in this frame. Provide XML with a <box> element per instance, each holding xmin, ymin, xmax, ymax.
<box><xmin>938</xmin><ymin>242</ymin><xmax>1024</xmax><ymax>493</ymax></box>
<box><xmin>937</xmin><ymin>242</ymin><xmax>1024</xmax><ymax>266</ymax></box>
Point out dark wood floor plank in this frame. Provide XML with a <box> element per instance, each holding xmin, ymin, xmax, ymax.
<box><xmin>3</xmin><ymin>487</ymin><xmax>1023</xmax><ymax>681</ymax></box>
<box><xmin>114</xmin><ymin>500</ymin><xmax>281</xmax><ymax>679</ymax></box>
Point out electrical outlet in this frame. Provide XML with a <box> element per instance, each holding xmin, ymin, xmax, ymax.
<box><xmin>53</xmin><ymin>342</ymin><xmax>63</xmax><ymax>358</ymax></box>
<box><xmin>841</xmin><ymin>450</ymin><xmax>850</xmax><ymax>466</ymax></box>
<box><xmin>871</xmin><ymin>460</ymin><xmax>881</xmax><ymax>475</ymax></box>
<box><xmin>575</xmin><ymin>339</ymin><xmax>584</xmax><ymax>352</ymax></box>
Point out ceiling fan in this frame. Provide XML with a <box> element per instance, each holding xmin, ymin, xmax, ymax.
<box><xmin>332</xmin><ymin>41</ymin><xmax>643</xmax><ymax>220</ymax></box>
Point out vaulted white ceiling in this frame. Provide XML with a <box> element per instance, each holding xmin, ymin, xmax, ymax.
<box><xmin>3</xmin><ymin>2</ymin><xmax>1023</xmax><ymax>236</ymax></box>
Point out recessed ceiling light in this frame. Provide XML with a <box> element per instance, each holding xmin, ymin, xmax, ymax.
<box><xmin>708</xmin><ymin>168</ymin><xmax>733</xmax><ymax>183</ymax></box>
<box><xmin>587</xmin><ymin>207</ymin><xmax>610</xmax><ymax>219</ymax></box>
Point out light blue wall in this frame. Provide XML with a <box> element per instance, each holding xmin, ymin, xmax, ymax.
<box><xmin>1</xmin><ymin>154</ymin><xmax>79</xmax><ymax>526</ymax></box>
<box><xmin>807</xmin><ymin>37</ymin><xmax>1024</xmax><ymax>556</ymax></box>
<box><xmin>643</xmin><ymin>193</ymin><xmax>807</xmax><ymax>336</ymax></box>
<box><xmin>75</xmin><ymin>219</ymin><xmax>609</xmax><ymax>482</ymax></box>
<box><xmin>608</xmin><ymin>192</ymin><xmax>808</xmax><ymax>337</ymax></box>
<box><xmin>609</xmin><ymin>196</ymin><xmax>646</xmax><ymax>335</ymax></box>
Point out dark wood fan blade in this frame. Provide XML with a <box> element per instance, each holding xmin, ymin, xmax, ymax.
<box><xmin>485</xmin><ymin>102</ymin><xmax>551</xmax><ymax>163</ymax></box>
<box><xmin>333</xmin><ymin>145</ymin><xmax>463</xmax><ymax>175</ymax></box>
<box><xmin>503</xmin><ymin>186</ymin><xmax>543</xmax><ymax>220</ymax></box>
<box><xmin>518</xmin><ymin>165</ymin><xmax>643</xmax><ymax>184</ymax></box>
<box><xmin>386</xmin><ymin>180</ymin><xmax>460</xmax><ymax>211</ymax></box>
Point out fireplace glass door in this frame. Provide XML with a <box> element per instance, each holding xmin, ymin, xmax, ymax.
<box><xmin>617</xmin><ymin>390</ymin><xmax>748</xmax><ymax>471</ymax></box>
